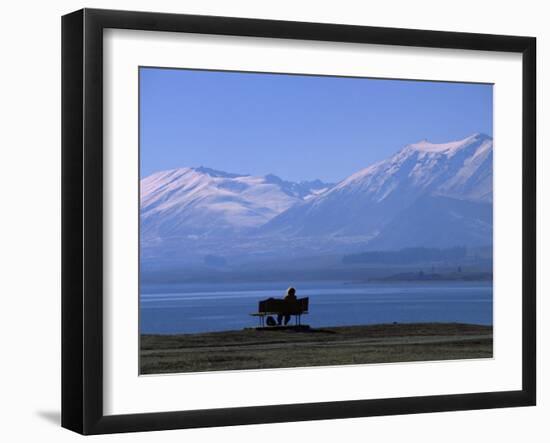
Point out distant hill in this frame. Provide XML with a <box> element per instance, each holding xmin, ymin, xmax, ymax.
<box><xmin>342</xmin><ymin>246</ymin><xmax>468</xmax><ymax>265</ymax></box>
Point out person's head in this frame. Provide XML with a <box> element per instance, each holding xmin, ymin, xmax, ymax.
<box><xmin>286</xmin><ymin>287</ymin><xmax>296</xmax><ymax>297</ymax></box>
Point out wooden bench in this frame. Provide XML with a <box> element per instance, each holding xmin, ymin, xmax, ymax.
<box><xmin>250</xmin><ymin>297</ymin><xmax>309</xmax><ymax>327</ymax></box>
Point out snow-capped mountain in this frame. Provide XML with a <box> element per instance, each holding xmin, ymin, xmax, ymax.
<box><xmin>141</xmin><ymin>133</ymin><xmax>493</xmax><ymax>262</ymax></box>
<box><xmin>262</xmin><ymin>133</ymin><xmax>493</xmax><ymax>240</ymax></box>
<box><xmin>140</xmin><ymin>166</ymin><xmax>332</xmax><ymax>243</ymax></box>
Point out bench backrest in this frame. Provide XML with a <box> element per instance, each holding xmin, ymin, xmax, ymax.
<box><xmin>259</xmin><ymin>297</ymin><xmax>309</xmax><ymax>315</ymax></box>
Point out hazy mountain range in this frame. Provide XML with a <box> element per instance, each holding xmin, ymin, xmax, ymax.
<box><xmin>140</xmin><ymin>133</ymin><xmax>493</xmax><ymax>266</ymax></box>
<box><xmin>141</xmin><ymin>166</ymin><xmax>333</xmax><ymax>240</ymax></box>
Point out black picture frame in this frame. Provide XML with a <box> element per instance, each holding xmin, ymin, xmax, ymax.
<box><xmin>62</xmin><ymin>8</ymin><xmax>536</xmax><ymax>435</ymax></box>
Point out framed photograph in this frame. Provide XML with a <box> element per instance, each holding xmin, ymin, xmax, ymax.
<box><xmin>62</xmin><ymin>8</ymin><xmax>536</xmax><ymax>435</ymax></box>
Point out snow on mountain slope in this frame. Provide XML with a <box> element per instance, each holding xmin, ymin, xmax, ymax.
<box><xmin>141</xmin><ymin>133</ymin><xmax>493</xmax><ymax>260</ymax></box>
<box><xmin>262</xmin><ymin>133</ymin><xmax>493</xmax><ymax>237</ymax></box>
<box><xmin>140</xmin><ymin>167</ymin><xmax>332</xmax><ymax>242</ymax></box>
<box><xmin>331</xmin><ymin>132</ymin><xmax>492</xmax><ymax>202</ymax></box>
<box><xmin>435</xmin><ymin>136</ymin><xmax>493</xmax><ymax>202</ymax></box>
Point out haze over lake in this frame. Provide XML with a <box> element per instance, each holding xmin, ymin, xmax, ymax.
<box><xmin>140</xmin><ymin>280</ymin><xmax>492</xmax><ymax>334</ymax></box>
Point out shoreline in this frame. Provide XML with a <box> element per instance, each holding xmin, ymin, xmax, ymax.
<box><xmin>141</xmin><ymin>322</ymin><xmax>493</xmax><ymax>375</ymax></box>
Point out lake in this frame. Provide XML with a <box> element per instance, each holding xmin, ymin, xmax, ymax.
<box><xmin>140</xmin><ymin>280</ymin><xmax>493</xmax><ymax>334</ymax></box>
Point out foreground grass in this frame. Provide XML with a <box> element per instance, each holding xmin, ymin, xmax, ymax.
<box><xmin>140</xmin><ymin>323</ymin><xmax>492</xmax><ymax>374</ymax></box>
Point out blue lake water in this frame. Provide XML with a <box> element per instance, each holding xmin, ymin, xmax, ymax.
<box><xmin>140</xmin><ymin>280</ymin><xmax>493</xmax><ymax>334</ymax></box>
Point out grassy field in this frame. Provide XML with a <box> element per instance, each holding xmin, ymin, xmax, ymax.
<box><xmin>140</xmin><ymin>323</ymin><xmax>492</xmax><ymax>374</ymax></box>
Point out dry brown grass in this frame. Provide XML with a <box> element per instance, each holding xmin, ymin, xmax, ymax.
<box><xmin>140</xmin><ymin>323</ymin><xmax>492</xmax><ymax>374</ymax></box>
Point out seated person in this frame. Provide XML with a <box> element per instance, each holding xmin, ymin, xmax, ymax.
<box><xmin>277</xmin><ymin>287</ymin><xmax>297</xmax><ymax>325</ymax></box>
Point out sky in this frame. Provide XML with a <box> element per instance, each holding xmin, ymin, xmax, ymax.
<box><xmin>140</xmin><ymin>67</ymin><xmax>493</xmax><ymax>183</ymax></box>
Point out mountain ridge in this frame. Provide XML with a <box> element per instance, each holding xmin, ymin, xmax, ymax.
<box><xmin>140</xmin><ymin>166</ymin><xmax>333</xmax><ymax>243</ymax></box>
<box><xmin>140</xmin><ymin>133</ymin><xmax>493</xmax><ymax>261</ymax></box>
<box><xmin>261</xmin><ymin>133</ymin><xmax>492</xmax><ymax>238</ymax></box>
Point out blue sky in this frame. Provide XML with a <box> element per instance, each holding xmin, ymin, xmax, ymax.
<box><xmin>140</xmin><ymin>67</ymin><xmax>492</xmax><ymax>182</ymax></box>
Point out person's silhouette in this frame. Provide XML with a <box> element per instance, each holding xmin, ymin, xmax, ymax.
<box><xmin>277</xmin><ymin>287</ymin><xmax>297</xmax><ymax>325</ymax></box>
